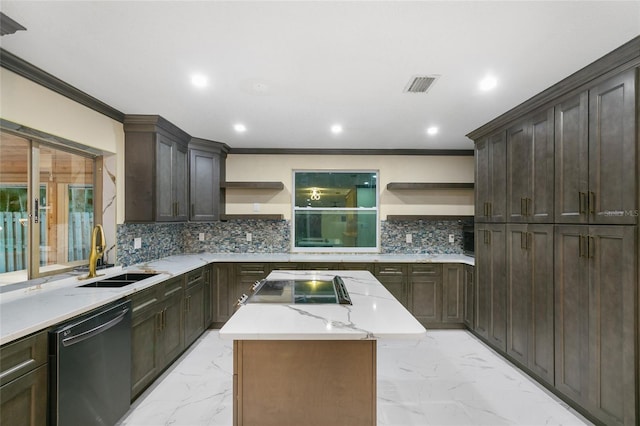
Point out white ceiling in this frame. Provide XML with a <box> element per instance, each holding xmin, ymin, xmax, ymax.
<box><xmin>1</xmin><ymin>1</ymin><xmax>639</xmax><ymax>150</ymax></box>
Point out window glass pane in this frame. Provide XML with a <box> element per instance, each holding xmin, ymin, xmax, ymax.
<box><xmin>295</xmin><ymin>172</ymin><xmax>377</xmax><ymax>208</ymax></box>
<box><xmin>0</xmin><ymin>134</ymin><xmax>29</xmax><ymax>283</ymax></box>
<box><xmin>294</xmin><ymin>209</ymin><xmax>377</xmax><ymax>248</ymax></box>
<box><xmin>38</xmin><ymin>146</ymin><xmax>94</xmax><ymax>274</ymax></box>
<box><xmin>293</xmin><ymin>171</ymin><xmax>378</xmax><ymax>251</ymax></box>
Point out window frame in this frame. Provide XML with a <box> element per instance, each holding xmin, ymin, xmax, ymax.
<box><xmin>291</xmin><ymin>169</ymin><xmax>380</xmax><ymax>253</ymax></box>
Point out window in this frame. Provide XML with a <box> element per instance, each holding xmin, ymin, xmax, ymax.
<box><xmin>293</xmin><ymin>171</ymin><xmax>378</xmax><ymax>252</ymax></box>
<box><xmin>0</xmin><ymin>131</ymin><xmax>96</xmax><ymax>285</ymax></box>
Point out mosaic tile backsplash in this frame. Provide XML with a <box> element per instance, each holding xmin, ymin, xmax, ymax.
<box><xmin>117</xmin><ymin>219</ymin><xmax>470</xmax><ymax>266</ymax></box>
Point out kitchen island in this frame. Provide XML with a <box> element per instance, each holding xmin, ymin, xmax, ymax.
<box><xmin>219</xmin><ymin>270</ymin><xmax>426</xmax><ymax>426</ymax></box>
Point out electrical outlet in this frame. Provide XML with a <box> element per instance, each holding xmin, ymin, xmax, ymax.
<box><xmin>449</xmin><ymin>234</ymin><xmax>455</xmax><ymax>243</ymax></box>
<box><xmin>253</xmin><ymin>203</ymin><xmax>260</xmax><ymax>212</ymax></box>
<box><xmin>405</xmin><ymin>234</ymin><xmax>412</xmax><ymax>243</ymax></box>
<box><xmin>134</xmin><ymin>237</ymin><xmax>142</xmax><ymax>249</ymax></box>
<box><xmin>198</xmin><ymin>233</ymin><xmax>205</xmax><ymax>241</ymax></box>
<box><xmin>246</xmin><ymin>232</ymin><xmax>252</xmax><ymax>242</ymax></box>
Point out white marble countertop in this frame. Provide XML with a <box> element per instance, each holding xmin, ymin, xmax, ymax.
<box><xmin>219</xmin><ymin>270</ymin><xmax>427</xmax><ymax>340</ymax></box>
<box><xmin>0</xmin><ymin>252</ymin><xmax>471</xmax><ymax>346</ymax></box>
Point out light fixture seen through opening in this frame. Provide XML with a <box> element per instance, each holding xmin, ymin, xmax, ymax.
<box><xmin>234</xmin><ymin>123</ymin><xmax>247</xmax><ymax>133</ymax></box>
<box><xmin>330</xmin><ymin>124</ymin><xmax>343</xmax><ymax>134</ymax></box>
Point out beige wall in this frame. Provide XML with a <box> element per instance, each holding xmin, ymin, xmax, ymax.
<box><xmin>226</xmin><ymin>154</ymin><xmax>475</xmax><ymax>220</ymax></box>
<box><xmin>0</xmin><ymin>68</ymin><xmax>126</xmax><ymax>224</ymax></box>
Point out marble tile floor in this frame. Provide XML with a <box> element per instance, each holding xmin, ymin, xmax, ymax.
<box><xmin>117</xmin><ymin>330</ymin><xmax>593</xmax><ymax>426</ymax></box>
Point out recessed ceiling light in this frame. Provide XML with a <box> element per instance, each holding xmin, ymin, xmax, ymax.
<box><xmin>191</xmin><ymin>74</ymin><xmax>208</xmax><ymax>88</ymax></box>
<box><xmin>233</xmin><ymin>123</ymin><xmax>247</xmax><ymax>133</ymax></box>
<box><xmin>479</xmin><ymin>75</ymin><xmax>498</xmax><ymax>91</ymax></box>
<box><xmin>426</xmin><ymin>126</ymin><xmax>439</xmax><ymax>136</ymax></box>
<box><xmin>330</xmin><ymin>124</ymin><xmax>343</xmax><ymax>134</ymax></box>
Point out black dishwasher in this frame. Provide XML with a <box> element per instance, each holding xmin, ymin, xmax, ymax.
<box><xmin>50</xmin><ymin>299</ymin><xmax>132</xmax><ymax>426</ymax></box>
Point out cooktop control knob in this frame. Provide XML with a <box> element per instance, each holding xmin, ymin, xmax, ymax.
<box><xmin>236</xmin><ymin>294</ymin><xmax>249</xmax><ymax>305</ymax></box>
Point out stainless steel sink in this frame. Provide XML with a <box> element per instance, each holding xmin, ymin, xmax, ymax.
<box><xmin>78</xmin><ymin>273</ymin><xmax>158</xmax><ymax>288</ymax></box>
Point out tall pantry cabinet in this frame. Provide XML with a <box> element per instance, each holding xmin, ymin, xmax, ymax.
<box><xmin>469</xmin><ymin>36</ymin><xmax>639</xmax><ymax>426</ymax></box>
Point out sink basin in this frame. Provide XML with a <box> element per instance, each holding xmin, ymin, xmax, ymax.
<box><xmin>78</xmin><ymin>273</ymin><xmax>158</xmax><ymax>288</ymax></box>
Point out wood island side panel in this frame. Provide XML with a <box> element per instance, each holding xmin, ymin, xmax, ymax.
<box><xmin>233</xmin><ymin>340</ymin><xmax>376</xmax><ymax>426</ymax></box>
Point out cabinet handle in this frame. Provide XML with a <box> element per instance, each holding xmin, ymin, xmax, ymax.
<box><xmin>162</xmin><ymin>308</ymin><xmax>167</xmax><ymax>329</ymax></box>
<box><xmin>520</xmin><ymin>231</ymin><xmax>527</xmax><ymax>249</ymax></box>
<box><xmin>526</xmin><ymin>198</ymin><xmax>532</xmax><ymax>217</ymax></box>
<box><xmin>484</xmin><ymin>229</ymin><xmax>491</xmax><ymax>245</ymax></box>
<box><xmin>483</xmin><ymin>202</ymin><xmax>488</xmax><ymax>217</ymax></box>
<box><xmin>588</xmin><ymin>192</ymin><xmax>596</xmax><ymax>216</ymax></box>
<box><xmin>579</xmin><ymin>235</ymin><xmax>586</xmax><ymax>257</ymax></box>
<box><xmin>588</xmin><ymin>236</ymin><xmax>595</xmax><ymax>258</ymax></box>
<box><xmin>579</xmin><ymin>192</ymin><xmax>587</xmax><ymax>215</ymax></box>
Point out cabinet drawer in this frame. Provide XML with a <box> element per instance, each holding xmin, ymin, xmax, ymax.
<box><xmin>236</xmin><ymin>263</ymin><xmax>269</xmax><ymax>277</ymax></box>
<box><xmin>0</xmin><ymin>364</ymin><xmax>47</xmax><ymax>426</ymax></box>
<box><xmin>0</xmin><ymin>331</ymin><xmax>48</xmax><ymax>387</ymax></box>
<box><xmin>410</xmin><ymin>264</ymin><xmax>443</xmax><ymax>277</ymax></box>
<box><xmin>186</xmin><ymin>267</ymin><xmax>204</xmax><ymax>288</ymax></box>
<box><xmin>129</xmin><ymin>286</ymin><xmax>161</xmax><ymax>318</ymax></box>
<box><xmin>375</xmin><ymin>264</ymin><xmax>407</xmax><ymax>276</ymax></box>
<box><xmin>162</xmin><ymin>276</ymin><xmax>185</xmax><ymax>298</ymax></box>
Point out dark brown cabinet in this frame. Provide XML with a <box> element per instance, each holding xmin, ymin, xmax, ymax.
<box><xmin>374</xmin><ymin>264</ymin><xmax>408</xmax><ymax>308</ymax></box>
<box><xmin>442</xmin><ymin>264</ymin><xmax>464</xmax><ymax>324</ymax></box>
<box><xmin>475</xmin><ymin>130</ymin><xmax>506</xmax><ymax>222</ymax></box>
<box><xmin>184</xmin><ymin>268</ymin><xmax>206</xmax><ymax>346</ymax></box>
<box><xmin>463</xmin><ymin>264</ymin><xmax>474</xmax><ymax>329</ymax></box>
<box><xmin>409</xmin><ymin>264</ymin><xmax>442</xmax><ymax>324</ymax></box>
<box><xmin>507</xmin><ymin>109</ymin><xmax>554</xmax><ymax>223</ymax></box>
<box><xmin>555</xmin><ymin>225</ymin><xmax>636</xmax><ymax>426</ymax></box>
<box><xmin>475</xmin><ymin>224</ymin><xmax>506</xmax><ymax>350</ymax></box>
<box><xmin>203</xmin><ymin>265</ymin><xmax>213</xmax><ymax>328</ymax></box>
<box><xmin>130</xmin><ymin>276</ymin><xmax>185</xmax><ymax>398</ymax></box>
<box><xmin>0</xmin><ymin>331</ymin><xmax>48</xmax><ymax>426</ymax></box>
<box><xmin>506</xmin><ymin>224</ymin><xmax>554</xmax><ymax>385</ymax></box>
<box><xmin>188</xmin><ymin>138</ymin><xmax>228</xmax><ymax>221</ymax></box>
<box><xmin>212</xmin><ymin>263</ymin><xmax>234</xmax><ymax>325</ymax></box>
<box><xmin>555</xmin><ymin>70</ymin><xmax>637</xmax><ymax>225</ymax></box>
<box><xmin>124</xmin><ymin>115</ymin><xmax>190</xmax><ymax>222</ymax></box>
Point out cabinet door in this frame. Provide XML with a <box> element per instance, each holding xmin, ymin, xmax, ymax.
<box><xmin>486</xmin><ymin>224</ymin><xmax>507</xmax><ymax>351</ymax></box>
<box><xmin>474</xmin><ymin>226</ymin><xmax>490</xmax><ymax>339</ymax></box>
<box><xmin>588</xmin><ymin>69</ymin><xmax>637</xmax><ymax>225</ymax></box>
<box><xmin>130</xmin><ymin>286</ymin><xmax>162</xmax><ymax>398</ymax></box>
<box><xmin>555</xmin><ymin>92</ymin><xmax>589</xmax><ymax>223</ymax></box>
<box><xmin>476</xmin><ymin>131</ymin><xmax>507</xmax><ymax>222</ymax></box>
<box><xmin>185</xmin><ymin>280</ymin><xmax>205</xmax><ymax>346</ymax></box>
<box><xmin>587</xmin><ymin>225</ymin><xmax>636</xmax><ymax>425</ymax></box>
<box><xmin>530</xmin><ymin>109</ymin><xmax>555</xmax><ymax>222</ymax></box>
<box><xmin>203</xmin><ymin>266</ymin><xmax>213</xmax><ymax>328</ymax></box>
<box><xmin>212</xmin><ymin>263</ymin><xmax>234</xmax><ymax>324</ymax></box>
<box><xmin>527</xmin><ymin>224</ymin><xmax>554</xmax><ymax>385</ymax></box>
<box><xmin>554</xmin><ymin>225</ymin><xmax>589</xmax><ymax>406</ymax></box>
<box><xmin>173</xmin><ymin>143</ymin><xmax>189</xmax><ymax>221</ymax></box>
<box><xmin>442</xmin><ymin>264</ymin><xmax>463</xmax><ymax>323</ymax></box>
<box><xmin>189</xmin><ymin>149</ymin><xmax>221</xmax><ymax>221</ymax></box>
<box><xmin>0</xmin><ymin>365</ymin><xmax>47</xmax><ymax>426</ymax></box>
<box><xmin>156</xmin><ymin>135</ymin><xmax>175</xmax><ymax>221</ymax></box>
<box><xmin>409</xmin><ymin>264</ymin><xmax>442</xmax><ymax>324</ymax></box>
<box><xmin>506</xmin><ymin>224</ymin><xmax>530</xmax><ymax>366</ymax></box>
<box><xmin>507</xmin><ymin>122</ymin><xmax>530</xmax><ymax>222</ymax></box>
<box><xmin>374</xmin><ymin>264</ymin><xmax>408</xmax><ymax>307</ymax></box>
<box><xmin>463</xmin><ymin>265</ymin><xmax>474</xmax><ymax>329</ymax></box>
<box><xmin>475</xmin><ymin>137</ymin><xmax>490</xmax><ymax>223</ymax></box>
<box><xmin>159</xmin><ymin>278</ymin><xmax>185</xmax><ymax>367</ymax></box>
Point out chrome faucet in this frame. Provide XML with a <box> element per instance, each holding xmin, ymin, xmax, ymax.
<box><xmin>79</xmin><ymin>224</ymin><xmax>106</xmax><ymax>280</ymax></box>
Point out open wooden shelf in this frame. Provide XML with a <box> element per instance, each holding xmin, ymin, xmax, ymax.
<box><xmin>220</xmin><ymin>214</ymin><xmax>284</xmax><ymax>221</ymax></box>
<box><xmin>386</xmin><ymin>215</ymin><xmax>474</xmax><ymax>221</ymax></box>
<box><xmin>386</xmin><ymin>182</ymin><xmax>474</xmax><ymax>190</ymax></box>
<box><xmin>222</xmin><ymin>181</ymin><xmax>284</xmax><ymax>190</ymax></box>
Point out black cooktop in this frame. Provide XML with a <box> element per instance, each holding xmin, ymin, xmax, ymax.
<box><xmin>245</xmin><ymin>276</ymin><xmax>351</xmax><ymax>305</ymax></box>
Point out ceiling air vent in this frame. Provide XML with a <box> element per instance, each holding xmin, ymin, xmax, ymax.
<box><xmin>404</xmin><ymin>75</ymin><xmax>440</xmax><ymax>93</ymax></box>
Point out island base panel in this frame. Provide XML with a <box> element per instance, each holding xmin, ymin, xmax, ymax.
<box><xmin>233</xmin><ymin>340</ymin><xmax>376</xmax><ymax>426</ymax></box>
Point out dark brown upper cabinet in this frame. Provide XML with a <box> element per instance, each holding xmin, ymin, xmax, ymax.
<box><xmin>475</xmin><ymin>130</ymin><xmax>506</xmax><ymax>223</ymax></box>
<box><xmin>555</xmin><ymin>69</ymin><xmax>637</xmax><ymax>225</ymax></box>
<box><xmin>188</xmin><ymin>138</ymin><xmax>228</xmax><ymax>222</ymax></box>
<box><xmin>124</xmin><ymin>115</ymin><xmax>190</xmax><ymax>222</ymax></box>
<box><xmin>507</xmin><ymin>108</ymin><xmax>554</xmax><ymax>223</ymax></box>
